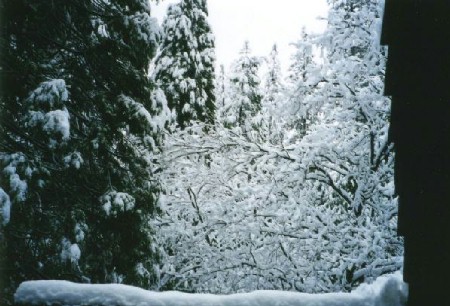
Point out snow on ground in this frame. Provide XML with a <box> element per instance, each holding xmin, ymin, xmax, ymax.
<box><xmin>14</xmin><ymin>272</ymin><xmax>407</xmax><ymax>306</ymax></box>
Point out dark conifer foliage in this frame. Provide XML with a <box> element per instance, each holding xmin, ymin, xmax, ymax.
<box><xmin>0</xmin><ymin>0</ymin><xmax>165</xmax><ymax>303</ymax></box>
<box><xmin>152</xmin><ymin>0</ymin><xmax>216</xmax><ymax>129</ymax></box>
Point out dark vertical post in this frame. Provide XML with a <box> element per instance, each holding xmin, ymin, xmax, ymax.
<box><xmin>381</xmin><ymin>1</ymin><xmax>450</xmax><ymax>305</ymax></box>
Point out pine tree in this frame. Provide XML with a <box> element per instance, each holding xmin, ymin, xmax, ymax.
<box><xmin>223</xmin><ymin>41</ymin><xmax>262</xmax><ymax>131</ymax></box>
<box><xmin>253</xmin><ymin>44</ymin><xmax>285</xmax><ymax>143</ymax></box>
<box><xmin>0</xmin><ymin>0</ymin><xmax>166</xmax><ymax>303</ymax></box>
<box><xmin>215</xmin><ymin>65</ymin><xmax>228</xmax><ymax>110</ymax></box>
<box><xmin>287</xmin><ymin>29</ymin><xmax>315</xmax><ymax>85</ymax></box>
<box><xmin>215</xmin><ymin>64</ymin><xmax>232</xmax><ymax>124</ymax></box>
<box><xmin>263</xmin><ymin>44</ymin><xmax>283</xmax><ymax>108</ymax></box>
<box><xmin>285</xmin><ymin>29</ymin><xmax>322</xmax><ymax>136</ymax></box>
<box><xmin>152</xmin><ymin>0</ymin><xmax>216</xmax><ymax>129</ymax></box>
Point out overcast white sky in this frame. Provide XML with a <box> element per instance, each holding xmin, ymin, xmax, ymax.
<box><xmin>151</xmin><ymin>0</ymin><xmax>329</xmax><ymax>73</ymax></box>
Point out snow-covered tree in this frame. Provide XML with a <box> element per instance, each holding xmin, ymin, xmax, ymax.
<box><xmin>215</xmin><ymin>65</ymin><xmax>230</xmax><ymax>121</ymax></box>
<box><xmin>154</xmin><ymin>118</ymin><xmax>400</xmax><ymax>293</ymax></box>
<box><xmin>153</xmin><ymin>0</ymin><xmax>401</xmax><ymax>295</ymax></box>
<box><xmin>287</xmin><ymin>29</ymin><xmax>316</xmax><ymax>85</ymax></box>
<box><xmin>263</xmin><ymin>44</ymin><xmax>283</xmax><ymax>109</ymax></box>
<box><xmin>308</xmin><ymin>0</ymin><xmax>393</xmax><ymax>216</ymax></box>
<box><xmin>296</xmin><ymin>0</ymin><xmax>401</xmax><ymax>286</ymax></box>
<box><xmin>256</xmin><ymin>44</ymin><xmax>287</xmax><ymax>143</ymax></box>
<box><xmin>152</xmin><ymin>0</ymin><xmax>216</xmax><ymax>129</ymax></box>
<box><xmin>284</xmin><ymin>29</ymin><xmax>324</xmax><ymax>136</ymax></box>
<box><xmin>0</xmin><ymin>0</ymin><xmax>167</xmax><ymax>303</ymax></box>
<box><xmin>222</xmin><ymin>41</ymin><xmax>263</xmax><ymax>132</ymax></box>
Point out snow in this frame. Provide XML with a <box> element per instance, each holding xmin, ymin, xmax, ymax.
<box><xmin>25</xmin><ymin>79</ymin><xmax>71</xmax><ymax>146</ymax></box>
<box><xmin>150</xmin><ymin>87</ymin><xmax>173</xmax><ymax>132</ymax></box>
<box><xmin>60</xmin><ymin>238</ymin><xmax>81</xmax><ymax>264</ymax></box>
<box><xmin>43</xmin><ymin>109</ymin><xmax>70</xmax><ymax>140</ymax></box>
<box><xmin>0</xmin><ymin>187</ymin><xmax>11</xmax><ymax>225</ymax></box>
<box><xmin>64</xmin><ymin>152</ymin><xmax>84</xmax><ymax>169</ymax></box>
<box><xmin>8</xmin><ymin>173</ymin><xmax>28</xmax><ymax>202</ymax></box>
<box><xmin>14</xmin><ymin>273</ymin><xmax>407</xmax><ymax>306</ymax></box>
<box><xmin>126</xmin><ymin>13</ymin><xmax>161</xmax><ymax>45</ymax></box>
<box><xmin>100</xmin><ymin>191</ymin><xmax>136</xmax><ymax>216</ymax></box>
<box><xmin>3</xmin><ymin>154</ymin><xmax>29</xmax><ymax>202</ymax></box>
<box><xmin>27</xmin><ymin>79</ymin><xmax>69</xmax><ymax>107</ymax></box>
<box><xmin>74</xmin><ymin>223</ymin><xmax>86</xmax><ymax>242</ymax></box>
<box><xmin>120</xmin><ymin>94</ymin><xmax>170</xmax><ymax>134</ymax></box>
<box><xmin>69</xmin><ymin>244</ymin><xmax>81</xmax><ymax>262</ymax></box>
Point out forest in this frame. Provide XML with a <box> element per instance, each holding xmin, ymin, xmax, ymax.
<box><xmin>0</xmin><ymin>0</ymin><xmax>402</xmax><ymax>305</ymax></box>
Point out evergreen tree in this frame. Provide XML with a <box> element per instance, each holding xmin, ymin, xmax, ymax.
<box><xmin>287</xmin><ymin>29</ymin><xmax>315</xmax><ymax>85</ymax></box>
<box><xmin>152</xmin><ymin>0</ymin><xmax>216</xmax><ymax>129</ymax></box>
<box><xmin>215</xmin><ymin>64</ymin><xmax>232</xmax><ymax>124</ymax></box>
<box><xmin>223</xmin><ymin>41</ymin><xmax>262</xmax><ymax>131</ymax></box>
<box><xmin>285</xmin><ymin>29</ymin><xmax>322</xmax><ymax>136</ymax></box>
<box><xmin>263</xmin><ymin>44</ymin><xmax>283</xmax><ymax>108</ymax></box>
<box><xmin>255</xmin><ymin>44</ymin><xmax>285</xmax><ymax>143</ymax></box>
<box><xmin>0</xmin><ymin>0</ymin><xmax>167</xmax><ymax>303</ymax></box>
<box><xmin>215</xmin><ymin>65</ymin><xmax>228</xmax><ymax>111</ymax></box>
